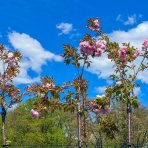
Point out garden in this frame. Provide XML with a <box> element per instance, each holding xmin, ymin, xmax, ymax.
<box><xmin>0</xmin><ymin>17</ymin><xmax>148</xmax><ymax>148</ymax></box>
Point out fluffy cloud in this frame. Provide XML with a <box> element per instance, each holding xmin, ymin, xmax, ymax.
<box><xmin>95</xmin><ymin>86</ymin><xmax>106</xmax><ymax>94</ymax></box>
<box><xmin>86</xmin><ymin>22</ymin><xmax>148</xmax><ymax>83</ymax></box>
<box><xmin>56</xmin><ymin>22</ymin><xmax>73</xmax><ymax>35</ymax></box>
<box><xmin>86</xmin><ymin>54</ymin><xmax>114</xmax><ymax>79</ymax></box>
<box><xmin>134</xmin><ymin>87</ymin><xmax>141</xmax><ymax>96</ymax></box>
<box><xmin>116</xmin><ymin>14</ymin><xmax>142</xmax><ymax>25</ymax></box>
<box><xmin>109</xmin><ymin>21</ymin><xmax>148</xmax><ymax>83</ymax></box>
<box><xmin>8</xmin><ymin>31</ymin><xmax>62</xmax><ymax>84</ymax></box>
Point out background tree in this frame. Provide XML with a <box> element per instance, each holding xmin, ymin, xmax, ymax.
<box><xmin>0</xmin><ymin>44</ymin><xmax>22</xmax><ymax>148</ymax></box>
<box><xmin>104</xmin><ymin>37</ymin><xmax>148</xmax><ymax>147</ymax></box>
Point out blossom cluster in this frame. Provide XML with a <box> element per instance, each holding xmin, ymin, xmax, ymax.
<box><xmin>30</xmin><ymin>109</ymin><xmax>40</xmax><ymax>118</ymax></box>
<box><xmin>90</xmin><ymin>101</ymin><xmax>110</xmax><ymax>115</ymax></box>
<box><xmin>87</xmin><ymin>19</ymin><xmax>100</xmax><ymax>32</ymax></box>
<box><xmin>118</xmin><ymin>43</ymin><xmax>140</xmax><ymax>62</ymax></box>
<box><xmin>80</xmin><ymin>39</ymin><xmax>106</xmax><ymax>57</ymax></box>
<box><xmin>0</xmin><ymin>45</ymin><xmax>22</xmax><ymax>108</ymax></box>
<box><xmin>142</xmin><ymin>39</ymin><xmax>148</xmax><ymax>50</ymax></box>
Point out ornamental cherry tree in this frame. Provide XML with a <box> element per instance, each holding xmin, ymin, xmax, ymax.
<box><xmin>104</xmin><ymin>37</ymin><xmax>148</xmax><ymax>146</ymax></box>
<box><xmin>79</xmin><ymin>18</ymin><xmax>148</xmax><ymax>146</ymax></box>
<box><xmin>61</xmin><ymin>18</ymin><xmax>118</xmax><ymax>147</ymax></box>
<box><xmin>0</xmin><ymin>44</ymin><xmax>22</xmax><ymax>148</ymax></box>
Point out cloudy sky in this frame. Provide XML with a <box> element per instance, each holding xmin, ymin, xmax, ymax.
<box><xmin>0</xmin><ymin>0</ymin><xmax>148</xmax><ymax>106</ymax></box>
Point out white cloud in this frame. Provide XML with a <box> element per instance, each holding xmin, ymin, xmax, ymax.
<box><xmin>8</xmin><ymin>31</ymin><xmax>62</xmax><ymax>84</ymax></box>
<box><xmin>109</xmin><ymin>21</ymin><xmax>148</xmax><ymax>48</ymax></box>
<box><xmin>95</xmin><ymin>86</ymin><xmax>106</xmax><ymax>94</ymax></box>
<box><xmin>86</xmin><ymin>54</ymin><xmax>114</xmax><ymax>79</ymax></box>
<box><xmin>109</xmin><ymin>21</ymin><xmax>148</xmax><ymax>83</ymax></box>
<box><xmin>56</xmin><ymin>22</ymin><xmax>73</xmax><ymax>35</ymax></box>
<box><xmin>96</xmin><ymin>94</ymin><xmax>105</xmax><ymax>98</ymax></box>
<box><xmin>116</xmin><ymin>14</ymin><xmax>123</xmax><ymax>22</ymax></box>
<box><xmin>86</xmin><ymin>22</ymin><xmax>148</xmax><ymax>83</ymax></box>
<box><xmin>116</xmin><ymin>14</ymin><xmax>143</xmax><ymax>25</ymax></box>
<box><xmin>134</xmin><ymin>87</ymin><xmax>141</xmax><ymax>96</ymax></box>
<box><xmin>124</xmin><ymin>15</ymin><xmax>137</xmax><ymax>25</ymax></box>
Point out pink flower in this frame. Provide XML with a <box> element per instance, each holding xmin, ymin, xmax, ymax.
<box><xmin>30</xmin><ymin>109</ymin><xmax>39</xmax><ymax>118</ymax></box>
<box><xmin>88</xmin><ymin>19</ymin><xmax>100</xmax><ymax>32</ymax></box>
<box><xmin>43</xmin><ymin>82</ymin><xmax>55</xmax><ymax>88</ymax></box>
<box><xmin>134</xmin><ymin>50</ymin><xmax>140</xmax><ymax>58</ymax></box>
<box><xmin>90</xmin><ymin>102</ymin><xmax>98</xmax><ymax>108</ymax></box>
<box><xmin>101</xmin><ymin>106</ymin><xmax>110</xmax><ymax>114</ymax></box>
<box><xmin>94</xmin><ymin>19</ymin><xmax>99</xmax><ymax>27</ymax></box>
<box><xmin>95</xmin><ymin>48</ymin><xmax>103</xmax><ymax>57</ymax></box>
<box><xmin>7</xmin><ymin>52</ymin><xmax>14</xmax><ymax>59</ymax></box>
<box><xmin>80</xmin><ymin>41</ymin><xmax>95</xmax><ymax>56</ymax></box>
<box><xmin>95</xmin><ymin>40</ymin><xmax>106</xmax><ymax>49</ymax></box>
<box><xmin>142</xmin><ymin>39</ymin><xmax>148</xmax><ymax>50</ymax></box>
<box><xmin>119</xmin><ymin>47</ymin><xmax>127</xmax><ymax>62</ymax></box>
<box><xmin>94</xmin><ymin>106</ymin><xmax>110</xmax><ymax>114</ymax></box>
<box><xmin>93</xmin><ymin>108</ymin><xmax>100</xmax><ymax>114</ymax></box>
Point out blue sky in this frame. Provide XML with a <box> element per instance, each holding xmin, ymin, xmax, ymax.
<box><xmin>0</xmin><ymin>0</ymin><xmax>148</xmax><ymax>106</ymax></box>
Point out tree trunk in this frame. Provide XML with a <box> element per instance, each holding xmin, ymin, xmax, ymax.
<box><xmin>77</xmin><ymin>102</ymin><xmax>82</xmax><ymax>148</ymax></box>
<box><xmin>127</xmin><ymin>99</ymin><xmax>131</xmax><ymax>148</ymax></box>
<box><xmin>1</xmin><ymin>107</ymin><xmax>6</xmax><ymax>148</ymax></box>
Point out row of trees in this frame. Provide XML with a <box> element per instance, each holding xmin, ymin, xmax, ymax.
<box><xmin>0</xmin><ymin>18</ymin><xmax>148</xmax><ymax>148</ymax></box>
<box><xmin>0</xmin><ymin>99</ymin><xmax>148</xmax><ymax>147</ymax></box>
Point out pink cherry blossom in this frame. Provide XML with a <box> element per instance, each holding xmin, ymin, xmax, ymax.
<box><xmin>43</xmin><ymin>82</ymin><xmax>55</xmax><ymax>88</ymax></box>
<box><xmin>133</xmin><ymin>50</ymin><xmax>140</xmax><ymax>58</ymax></box>
<box><xmin>119</xmin><ymin>47</ymin><xmax>127</xmax><ymax>62</ymax></box>
<box><xmin>95</xmin><ymin>48</ymin><xmax>103</xmax><ymax>57</ymax></box>
<box><xmin>88</xmin><ymin>19</ymin><xmax>100</xmax><ymax>32</ymax></box>
<box><xmin>30</xmin><ymin>109</ymin><xmax>40</xmax><ymax>118</ymax></box>
<box><xmin>142</xmin><ymin>39</ymin><xmax>148</xmax><ymax>50</ymax></box>
<box><xmin>80</xmin><ymin>41</ymin><xmax>95</xmax><ymax>56</ymax></box>
<box><xmin>93</xmin><ymin>108</ymin><xmax>100</xmax><ymax>114</ymax></box>
<box><xmin>95</xmin><ymin>40</ymin><xmax>106</xmax><ymax>49</ymax></box>
<box><xmin>7</xmin><ymin>52</ymin><xmax>14</xmax><ymax>59</ymax></box>
<box><xmin>80</xmin><ymin>39</ymin><xmax>106</xmax><ymax>57</ymax></box>
<box><xmin>101</xmin><ymin>106</ymin><xmax>110</xmax><ymax>114</ymax></box>
<box><xmin>90</xmin><ymin>102</ymin><xmax>98</xmax><ymax>108</ymax></box>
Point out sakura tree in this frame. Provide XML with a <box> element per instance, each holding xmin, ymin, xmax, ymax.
<box><xmin>61</xmin><ymin>18</ymin><xmax>118</xmax><ymax>147</ymax></box>
<box><xmin>77</xmin><ymin>18</ymin><xmax>148</xmax><ymax>147</ymax></box>
<box><xmin>0</xmin><ymin>44</ymin><xmax>22</xmax><ymax>148</ymax></box>
<box><xmin>104</xmin><ymin>36</ymin><xmax>148</xmax><ymax>147</ymax></box>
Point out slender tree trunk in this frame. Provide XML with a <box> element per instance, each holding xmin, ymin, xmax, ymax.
<box><xmin>77</xmin><ymin>102</ymin><xmax>82</xmax><ymax>148</ymax></box>
<box><xmin>127</xmin><ymin>99</ymin><xmax>131</xmax><ymax>148</ymax></box>
<box><xmin>82</xmin><ymin>93</ymin><xmax>87</xmax><ymax>138</ymax></box>
<box><xmin>1</xmin><ymin>107</ymin><xmax>6</xmax><ymax>148</ymax></box>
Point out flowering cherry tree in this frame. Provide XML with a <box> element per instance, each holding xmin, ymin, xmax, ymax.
<box><xmin>25</xmin><ymin>76</ymin><xmax>63</xmax><ymax>118</ymax></box>
<box><xmin>104</xmin><ymin>36</ymin><xmax>148</xmax><ymax>146</ymax></box>
<box><xmin>79</xmin><ymin>18</ymin><xmax>148</xmax><ymax>146</ymax></box>
<box><xmin>61</xmin><ymin>18</ymin><xmax>118</xmax><ymax>147</ymax></box>
<box><xmin>0</xmin><ymin>44</ymin><xmax>22</xmax><ymax>148</ymax></box>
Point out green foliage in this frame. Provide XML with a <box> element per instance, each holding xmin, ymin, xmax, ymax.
<box><xmin>0</xmin><ymin>98</ymin><xmax>147</xmax><ymax>146</ymax></box>
<box><xmin>4</xmin><ymin>98</ymin><xmax>68</xmax><ymax>145</ymax></box>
